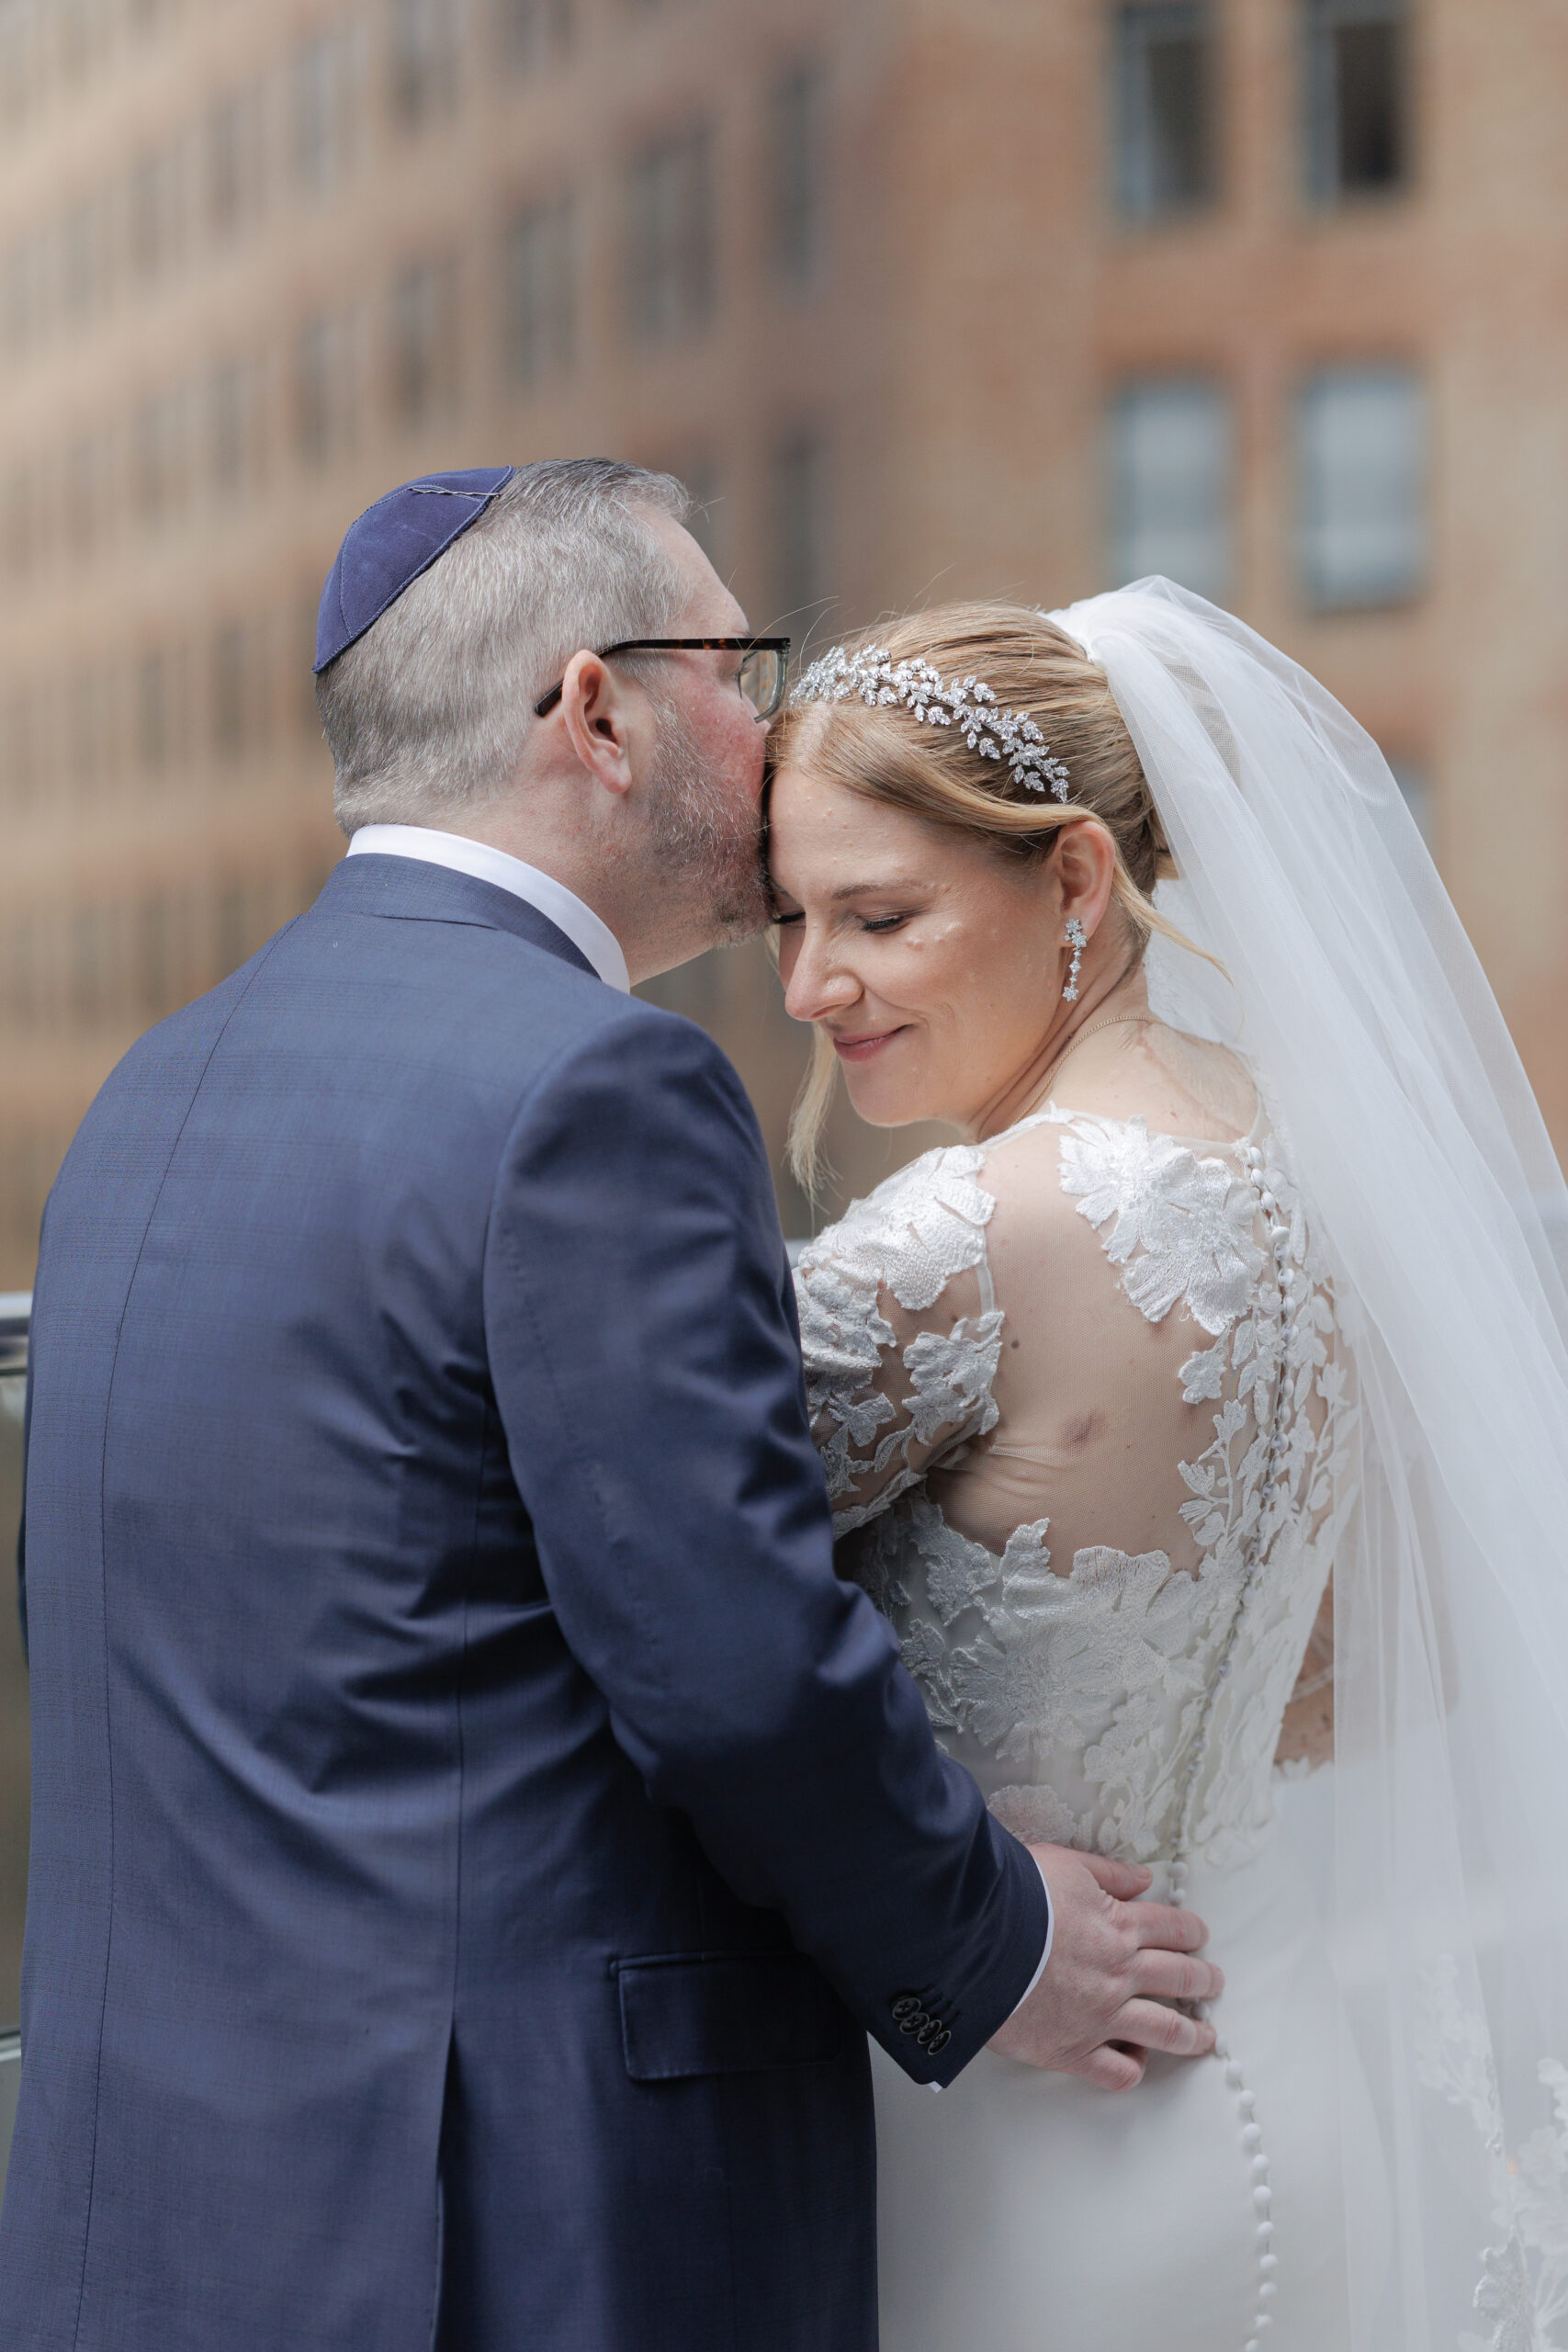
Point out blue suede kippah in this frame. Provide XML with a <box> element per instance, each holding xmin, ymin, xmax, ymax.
<box><xmin>314</xmin><ymin>466</ymin><xmax>516</xmax><ymax>672</ymax></box>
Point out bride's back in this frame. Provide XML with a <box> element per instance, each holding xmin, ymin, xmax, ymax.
<box><xmin>935</xmin><ymin>1022</ymin><xmax>1263</xmax><ymax>1571</ymax></box>
<box><xmin>795</xmin><ymin>1012</ymin><xmax>1348</xmax><ymax>1864</ymax></box>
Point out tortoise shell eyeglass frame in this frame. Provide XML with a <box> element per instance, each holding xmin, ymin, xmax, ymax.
<box><xmin>533</xmin><ymin>638</ymin><xmax>793</xmax><ymax>724</ymax></box>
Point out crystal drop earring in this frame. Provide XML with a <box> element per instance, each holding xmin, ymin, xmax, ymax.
<box><xmin>1063</xmin><ymin>917</ymin><xmax>1087</xmax><ymax>1003</ymax></box>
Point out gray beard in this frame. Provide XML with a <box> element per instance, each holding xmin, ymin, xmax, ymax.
<box><xmin>646</xmin><ymin>698</ymin><xmax>772</xmax><ymax>944</ymax></box>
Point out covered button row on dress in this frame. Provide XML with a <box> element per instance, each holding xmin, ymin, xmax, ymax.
<box><xmin>1214</xmin><ymin>2036</ymin><xmax>1280</xmax><ymax>2349</ymax></box>
<box><xmin>1241</xmin><ymin>1143</ymin><xmax>1297</xmax><ymax>1486</ymax></box>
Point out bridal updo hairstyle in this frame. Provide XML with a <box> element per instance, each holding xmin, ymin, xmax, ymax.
<box><xmin>772</xmin><ymin>603</ymin><xmax>1178</xmax><ymax>1189</ymax></box>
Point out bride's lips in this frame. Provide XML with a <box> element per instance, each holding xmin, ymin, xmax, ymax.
<box><xmin>829</xmin><ymin>1027</ymin><xmax>908</xmax><ymax>1063</ymax></box>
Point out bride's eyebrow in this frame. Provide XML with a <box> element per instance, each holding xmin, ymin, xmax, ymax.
<box><xmin>829</xmin><ymin>876</ymin><xmax>923</xmax><ymax>902</ymax></box>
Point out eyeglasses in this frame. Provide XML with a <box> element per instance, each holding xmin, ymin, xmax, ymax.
<box><xmin>533</xmin><ymin>637</ymin><xmax>792</xmax><ymax>724</ymax></box>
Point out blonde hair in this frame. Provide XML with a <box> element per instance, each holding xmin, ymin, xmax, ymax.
<box><xmin>773</xmin><ymin>602</ymin><xmax>1186</xmax><ymax>1195</ymax></box>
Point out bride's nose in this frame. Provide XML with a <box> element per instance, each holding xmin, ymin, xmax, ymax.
<box><xmin>782</xmin><ymin>933</ymin><xmax>862</xmax><ymax>1026</ymax></box>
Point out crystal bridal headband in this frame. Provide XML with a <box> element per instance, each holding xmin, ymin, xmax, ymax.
<box><xmin>794</xmin><ymin>646</ymin><xmax>1072</xmax><ymax>802</ymax></box>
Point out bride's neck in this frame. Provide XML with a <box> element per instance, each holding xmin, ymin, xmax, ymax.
<box><xmin>964</xmin><ymin>966</ymin><xmax>1155</xmax><ymax>1144</ymax></box>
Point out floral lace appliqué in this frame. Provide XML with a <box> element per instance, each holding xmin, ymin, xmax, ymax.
<box><xmin>813</xmin><ymin>1106</ymin><xmax>1353</xmax><ymax>1873</ymax></box>
<box><xmin>795</xmin><ymin>1143</ymin><xmax>1003</xmax><ymax>1532</ymax></box>
<box><xmin>1416</xmin><ymin>1955</ymin><xmax>1568</xmax><ymax>2351</ymax></box>
<box><xmin>1055</xmin><ymin>1111</ymin><xmax>1266</xmax><ymax>1333</ymax></box>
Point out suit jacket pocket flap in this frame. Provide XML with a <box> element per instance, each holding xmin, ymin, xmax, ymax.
<box><xmin>617</xmin><ymin>1950</ymin><xmax>852</xmax><ymax>2082</ymax></box>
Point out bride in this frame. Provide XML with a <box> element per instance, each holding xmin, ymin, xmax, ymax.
<box><xmin>766</xmin><ymin>582</ymin><xmax>1568</xmax><ymax>2352</ymax></box>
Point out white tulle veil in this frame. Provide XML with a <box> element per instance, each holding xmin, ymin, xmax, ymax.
<box><xmin>1045</xmin><ymin>578</ymin><xmax>1568</xmax><ymax>2352</ymax></box>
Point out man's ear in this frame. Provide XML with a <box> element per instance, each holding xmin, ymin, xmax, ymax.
<box><xmin>557</xmin><ymin>650</ymin><xmax>636</xmax><ymax>798</ymax></box>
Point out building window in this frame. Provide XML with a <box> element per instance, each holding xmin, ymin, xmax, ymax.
<box><xmin>682</xmin><ymin>454</ymin><xmax>723</xmax><ymax>570</ymax></box>
<box><xmin>132</xmin><ymin>390</ymin><xmax>188</xmax><ymax>526</ymax></box>
<box><xmin>66</xmin><ymin>667</ymin><xmax>109</xmax><ymax>798</ymax></box>
<box><xmin>1387</xmin><ymin>756</ymin><xmax>1432</xmax><ymax>846</ymax></box>
<box><xmin>62</xmin><ymin>192</ymin><xmax>112</xmax><ymax>323</ymax></box>
<box><xmin>70</xmin><ymin>906</ymin><xmax>118</xmax><ymax>1025</ymax></box>
<box><xmin>5</xmin><ymin>916</ymin><xmax>39</xmax><ymax>1030</ymax></box>
<box><xmin>1298</xmin><ymin>365</ymin><xmax>1424</xmax><ymax>609</ymax></box>
<box><xmin>212</xmin><ymin>622</ymin><xmax>269</xmax><ymax>763</ymax></box>
<box><xmin>0</xmin><ymin>17</ymin><xmax>33</xmax><ymax>134</ymax></box>
<box><xmin>216</xmin><ymin>879</ymin><xmax>276</xmax><ymax>978</ymax></box>
<box><xmin>1</xmin><ymin>690</ymin><xmax>38</xmax><ymax>808</ymax></box>
<box><xmin>774</xmin><ymin>432</ymin><xmax>827</xmax><ymax>627</ymax></box>
<box><xmin>1109</xmin><ymin>379</ymin><xmax>1233</xmax><ymax>598</ymax></box>
<box><xmin>136</xmin><ymin>889</ymin><xmax>196</xmax><ymax>1019</ymax></box>
<box><xmin>293</xmin><ymin>28</ymin><xmax>358</xmax><ymax>192</ymax></box>
<box><xmin>772</xmin><ymin>62</ymin><xmax>826</xmax><ymax>288</ymax></box>
<box><xmin>505</xmin><ymin>197</ymin><xmax>573</xmax><ymax>387</ymax></box>
<box><xmin>209</xmin><ymin>357</ymin><xmax>268</xmax><ymax>495</ymax></box>
<box><xmin>1113</xmin><ymin>3</ymin><xmax>1217</xmax><ymax>220</ymax></box>
<box><xmin>295</xmin><ymin>311</ymin><xmax>359</xmax><ymax>465</ymax></box>
<box><xmin>130</xmin><ymin>142</ymin><xmax>185</xmax><ymax>280</ymax></box>
<box><xmin>137</xmin><ymin>651</ymin><xmax>170</xmax><ymax>773</ymax></box>
<box><xmin>389</xmin><ymin>0</ymin><xmax>460</xmax><ymax>127</ymax></box>
<box><xmin>63</xmin><ymin>430</ymin><xmax>111</xmax><ymax>560</ymax></box>
<box><xmin>58</xmin><ymin>0</ymin><xmax>114</xmax><ymax>86</ymax></box>
<box><xmin>389</xmin><ymin>256</ymin><xmax>459</xmax><ymax>424</ymax></box>
<box><xmin>208</xmin><ymin>86</ymin><xmax>266</xmax><ymax>236</ymax></box>
<box><xmin>625</xmin><ymin>126</ymin><xmax>715</xmax><ymax>344</ymax></box>
<box><xmin>1</xmin><ymin>239</ymin><xmax>35</xmax><ymax>357</ymax></box>
<box><xmin>502</xmin><ymin>0</ymin><xmax>571</xmax><ymax>71</ymax></box>
<box><xmin>2</xmin><ymin>464</ymin><xmax>36</xmax><ymax>580</ymax></box>
<box><xmin>1304</xmin><ymin>0</ymin><xmax>1409</xmax><ymax>202</ymax></box>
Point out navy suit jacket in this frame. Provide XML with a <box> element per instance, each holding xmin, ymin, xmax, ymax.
<box><xmin>0</xmin><ymin>855</ymin><xmax>1047</xmax><ymax>2352</ymax></box>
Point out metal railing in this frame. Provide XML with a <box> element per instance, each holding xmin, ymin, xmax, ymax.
<box><xmin>0</xmin><ymin>1297</ymin><xmax>24</xmax><ymax>2184</ymax></box>
<box><xmin>0</xmin><ymin>1295</ymin><xmax>28</xmax><ymax>1383</ymax></box>
<box><xmin>0</xmin><ymin>2032</ymin><xmax>16</xmax><ymax>2164</ymax></box>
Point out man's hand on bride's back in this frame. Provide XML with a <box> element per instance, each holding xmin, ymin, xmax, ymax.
<box><xmin>986</xmin><ymin>1844</ymin><xmax>1223</xmax><ymax>2091</ymax></box>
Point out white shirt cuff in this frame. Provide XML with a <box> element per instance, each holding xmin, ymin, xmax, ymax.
<box><xmin>926</xmin><ymin>1856</ymin><xmax>1054</xmax><ymax>2091</ymax></box>
<box><xmin>1008</xmin><ymin>1854</ymin><xmax>1055</xmax><ymax>2016</ymax></box>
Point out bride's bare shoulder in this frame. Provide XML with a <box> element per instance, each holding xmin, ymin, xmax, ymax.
<box><xmin>1047</xmin><ymin>1021</ymin><xmax>1258</xmax><ymax>1145</ymax></box>
<box><xmin>975</xmin><ymin>1023</ymin><xmax>1259</xmax><ymax>1255</ymax></box>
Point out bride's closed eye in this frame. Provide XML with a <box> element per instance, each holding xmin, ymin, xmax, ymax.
<box><xmin>768</xmin><ymin>903</ymin><xmax>913</xmax><ymax>933</ymax></box>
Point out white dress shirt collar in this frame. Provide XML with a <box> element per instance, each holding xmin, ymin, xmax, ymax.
<box><xmin>346</xmin><ymin>824</ymin><xmax>631</xmax><ymax>994</ymax></box>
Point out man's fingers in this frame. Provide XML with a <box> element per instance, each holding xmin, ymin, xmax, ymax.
<box><xmin>1075</xmin><ymin>2042</ymin><xmax>1145</xmax><ymax>2092</ymax></box>
<box><xmin>1075</xmin><ymin>1851</ymin><xmax>1152</xmax><ymax>1901</ymax></box>
<box><xmin>1112</xmin><ymin>1999</ymin><xmax>1218</xmax><ymax>2059</ymax></box>
<box><xmin>1130</xmin><ymin>1950</ymin><xmax>1226</xmax><ymax>2005</ymax></box>
<box><xmin>1122</xmin><ymin>1898</ymin><xmax>1210</xmax><ymax>1953</ymax></box>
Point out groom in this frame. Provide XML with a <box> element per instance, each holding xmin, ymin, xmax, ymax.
<box><xmin>0</xmin><ymin>460</ymin><xmax>1219</xmax><ymax>2350</ymax></box>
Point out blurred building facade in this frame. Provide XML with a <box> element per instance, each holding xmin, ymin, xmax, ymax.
<box><xmin>1</xmin><ymin>0</ymin><xmax>1565</xmax><ymax>1287</ymax></box>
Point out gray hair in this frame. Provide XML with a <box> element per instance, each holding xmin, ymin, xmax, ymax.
<box><xmin>317</xmin><ymin>458</ymin><xmax>692</xmax><ymax>834</ymax></box>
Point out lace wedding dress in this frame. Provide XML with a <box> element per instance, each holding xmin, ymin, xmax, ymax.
<box><xmin>795</xmin><ymin>1046</ymin><xmax>1382</xmax><ymax>2352</ymax></box>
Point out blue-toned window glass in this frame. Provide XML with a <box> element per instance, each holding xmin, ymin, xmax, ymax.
<box><xmin>1303</xmin><ymin>0</ymin><xmax>1410</xmax><ymax>202</ymax></box>
<box><xmin>1113</xmin><ymin>3</ymin><xmax>1218</xmax><ymax>220</ymax></box>
<box><xmin>1110</xmin><ymin>378</ymin><xmax>1234</xmax><ymax>599</ymax></box>
<box><xmin>773</xmin><ymin>61</ymin><xmax>827</xmax><ymax>287</ymax></box>
<box><xmin>1387</xmin><ymin>758</ymin><xmax>1432</xmax><ymax>847</ymax></box>
<box><xmin>625</xmin><ymin>125</ymin><xmax>715</xmax><ymax>345</ymax></box>
<box><xmin>506</xmin><ymin>195</ymin><xmax>574</xmax><ymax>387</ymax></box>
<box><xmin>389</xmin><ymin>254</ymin><xmax>459</xmax><ymax>424</ymax></box>
<box><xmin>502</xmin><ymin>0</ymin><xmax>571</xmax><ymax>72</ymax></box>
<box><xmin>389</xmin><ymin>0</ymin><xmax>460</xmax><ymax>128</ymax></box>
<box><xmin>775</xmin><ymin>430</ymin><xmax>827</xmax><ymax>629</ymax></box>
<box><xmin>1299</xmin><ymin>366</ymin><xmax>1425</xmax><ymax>609</ymax></box>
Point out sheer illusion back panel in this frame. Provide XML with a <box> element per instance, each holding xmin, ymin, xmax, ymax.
<box><xmin>807</xmin><ymin>1024</ymin><xmax>1279</xmax><ymax>1571</ymax></box>
<box><xmin>796</xmin><ymin>1021</ymin><xmax>1349</xmax><ymax>1869</ymax></box>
